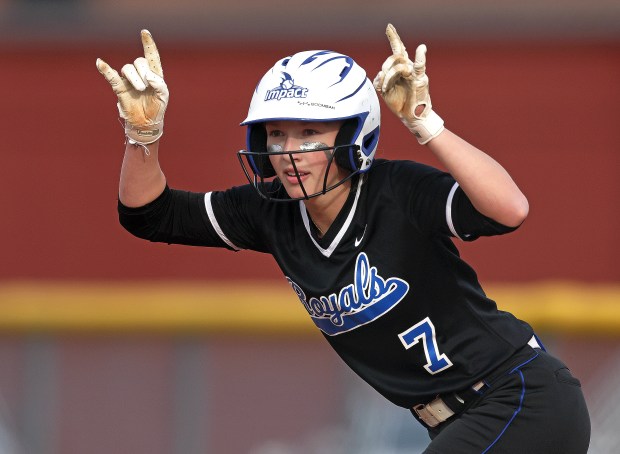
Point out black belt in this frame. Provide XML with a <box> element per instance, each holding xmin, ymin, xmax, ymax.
<box><xmin>413</xmin><ymin>336</ymin><xmax>542</xmax><ymax>428</ymax></box>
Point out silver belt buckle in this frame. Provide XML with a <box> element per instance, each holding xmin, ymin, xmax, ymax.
<box><xmin>413</xmin><ymin>396</ymin><xmax>455</xmax><ymax>428</ymax></box>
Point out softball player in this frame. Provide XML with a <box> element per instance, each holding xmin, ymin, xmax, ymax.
<box><xmin>97</xmin><ymin>25</ymin><xmax>591</xmax><ymax>453</ymax></box>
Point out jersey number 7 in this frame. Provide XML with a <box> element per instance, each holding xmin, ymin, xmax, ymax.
<box><xmin>398</xmin><ymin>317</ymin><xmax>453</xmax><ymax>375</ymax></box>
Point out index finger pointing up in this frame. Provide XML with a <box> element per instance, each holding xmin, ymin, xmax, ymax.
<box><xmin>141</xmin><ymin>29</ymin><xmax>163</xmax><ymax>78</ymax></box>
<box><xmin>385</xmin><ymin>24</ymin><xmax>408</xmax><ymax>59</ymax></box>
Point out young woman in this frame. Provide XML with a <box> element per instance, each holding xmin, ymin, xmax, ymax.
<box><xmin>97</xmin><ymin>25</ymin><xmax>590</xmax><ymax>453</ymax></box>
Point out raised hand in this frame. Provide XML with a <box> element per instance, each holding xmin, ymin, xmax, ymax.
<box><xmin>373</xmin><ymin>24</ymin><xmax>444</xmax><ymax>145</ymax></box>
<box><xmin>96</xmin><ymin>30</ymin><xmax>169</xmax><ymax>145</ymax></box>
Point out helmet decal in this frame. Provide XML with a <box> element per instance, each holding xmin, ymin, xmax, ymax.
<box><xmin>264</xmin><ymin>72</ymin><xmax>309</xmax><ymax>101</ymax></box>
<box><xmin>280</xmin><ymin>72</ymin><xmax>294</xmax><ymax>88</ymax></box>
<box><xmin>337</xmin><ymin>78</ymin><xmax>366</xmax><ymax>103</ymax></box>
<box><xmin>300</xmin><ymin>52</ymin><xmax>355</xmax><ymax>89</ymax></box>
<box><xmin>312</xmin><ymin>56</ymin><xmax>354</xmax><ymax>84</ymax></box>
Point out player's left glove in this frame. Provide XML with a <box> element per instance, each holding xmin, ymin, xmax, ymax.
<box><xmin>373</xmin><ymin>24</ymin><xmax>444</xmax><ymax>145</ymax></box>
<box><xmin>96</xmin><ymin>29</ymin><xmax>169</xmax><ymax>146</ymax></box>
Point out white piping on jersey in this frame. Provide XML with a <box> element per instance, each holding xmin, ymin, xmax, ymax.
<box><xmin>446</xmin><ymin>182</ymin><xmax>463</xmax><ymax>241</ymax></box>
<box><xmin>446</xmin><ymin>182</ymin><xmax>472</xmax><ymax>241</ymax></box>
<box><xmin>204</xmin><ymin>192</ymin><xmax>241</xmax><ymax>251</ymax></box>
<box><xmin>300</xmin><ymin>177</ymin><xmax>365</xmax><ymax>258</ymax></box>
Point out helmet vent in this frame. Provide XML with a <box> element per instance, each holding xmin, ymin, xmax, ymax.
<box><xmin>362</xmin><ymin>126</ymin><xmax>380</xmax><ymax>155</ymax></box>
<box><xmin>364</xmin><ymin>133</ymin><xmax>376</xmax><ymax>149</ymax></box>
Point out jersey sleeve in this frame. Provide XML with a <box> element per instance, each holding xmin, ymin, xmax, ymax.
<box><xmin>118</xmin><ymin>184</ymin><xmax>271</xmax><ymax>252</ymax></box>
<box><xmin>449</xmin><ymin>184</ymin><xmax>519</xmax><ymax>241</ymax></box>
<box><xmin>205</xmin><ymin>184</ymin><xmax>272</xmax><ymax>253</ymax></box>
<box><xmin>385</xmin><ymin>160</ymin><xmax>518</xmax><ymax>241</ymax></box>
<box><xmin>118</xmin><ymin>186</ymin><xmax>230</xmax><ymax>248</ymax></box>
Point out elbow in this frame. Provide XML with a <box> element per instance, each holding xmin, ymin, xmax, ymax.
<box><xmin>502</xmin><ymin>194</ymin><xmax>529</xmax><ymax>228</ymax></box>
<box><xmin>118</xmin><ymin>201</ymin><xmax>162</xmax><ymax>242</ymax></box>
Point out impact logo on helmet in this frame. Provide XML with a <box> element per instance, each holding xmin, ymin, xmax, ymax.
<box><xmin>264</xmin><ymin>72</ymin><xmax>309</xmax><ymax>101</ymax></box>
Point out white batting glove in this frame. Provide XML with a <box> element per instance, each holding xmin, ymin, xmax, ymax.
<box><xmin>96</xmin><ymin>30</ymin><xmax>169</xmax><ymax>145</ymax></box>
<box><xmin>373</xmin><ymin>24</ymin><xmax>444</xmax><ymax>145</ymax></box>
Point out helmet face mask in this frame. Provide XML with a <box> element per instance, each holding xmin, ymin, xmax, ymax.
<box><xmin>237</xmin><ymin>141</ymin><xmax>361</xmax><ymax>202</ymax></box>
<box><xmin>237</xmin><ymin>50</ymin><xmax>380</xmax><ymax>202</ymax></box>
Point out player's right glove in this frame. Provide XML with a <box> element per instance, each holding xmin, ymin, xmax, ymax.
<box><xmin>96</xmin><ymin>29</ymin><xmax>169</xmax><ymax>146</ymax></box>
<box><xmin>373</xmin><ymin>24</ymin><xmax>444</xmax><ymax>145</ymax></box>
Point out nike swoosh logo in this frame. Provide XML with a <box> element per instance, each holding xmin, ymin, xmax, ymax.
<box><xmin>354</xmin><ymin>225</ymin><xmax>367</xmax><ymax>247</ymax></box>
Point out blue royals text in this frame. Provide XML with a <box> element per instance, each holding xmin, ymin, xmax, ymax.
<box><xmin>286</xmin><ymin>253</ymin><xmax>409</xmax><ymax>336</ymax></box>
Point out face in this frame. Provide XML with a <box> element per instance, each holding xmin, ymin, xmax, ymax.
<box><xmin>265</xmin><ymin>120</ymin><xmax>347</xmax><ymax>200</ymax></box>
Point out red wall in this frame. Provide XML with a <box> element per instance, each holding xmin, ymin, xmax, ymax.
<box><xmin>1</xmin><ymin>41</ymin><xmax>618</xmax><ymax>282</ymax></box>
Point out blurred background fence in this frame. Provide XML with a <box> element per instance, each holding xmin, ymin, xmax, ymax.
<box><xmin>0</xmin><ymin>0</ymin><xmax>619</xmax><ymax>453</ymax></box>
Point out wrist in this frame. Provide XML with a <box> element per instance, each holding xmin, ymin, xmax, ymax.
<box><xmin>125</xmin><ymin>120</ymin><xmax>164</xmax><ymax>145</ymax></box>
<box><xmin>402</xmin><ymin>110</ymin><xmax>444</xmax><ymax>145</ymax></box>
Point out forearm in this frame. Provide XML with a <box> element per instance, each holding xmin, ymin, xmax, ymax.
<box><xmin>97</xmin><ymin>29</ymin><xmax>169</xmax><ymax>208</ymax></box>
<box><xmin>426</xmin><ymin>129</ymin><xmax>529</xmax><ymax>227</ymax></box>
<box><xmin>119</xmin><ymin>141</ymin><xmax>167</xmax><ymax>207</ymax></box>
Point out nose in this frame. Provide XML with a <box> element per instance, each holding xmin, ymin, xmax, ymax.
<box><xmin>282</xmin><ymin>136</ymin><xmax>302</xmax><ymax>153</ymax></box>
<box><xmin>280</xmin><ymin>138</ymin><xmax>304</xmax><ymax>163</ymax></box>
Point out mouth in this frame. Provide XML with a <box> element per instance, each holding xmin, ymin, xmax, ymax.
<box><xmin>284</xmin><ymin>169</ymin><xmax>309</xmax><ymax>184</ymax></box>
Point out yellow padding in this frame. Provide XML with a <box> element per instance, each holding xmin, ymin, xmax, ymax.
<box><xmin>486</xmin><ymin>282</ymin><xmax>620</xmax><ymax>336</ymax></box>
<box><xmin>0</xmin><ymin>281</ymin><xmax>618</xmax><ymax>335</ymax></box>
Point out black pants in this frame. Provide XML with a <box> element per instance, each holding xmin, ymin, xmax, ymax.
<box><xmin>423</xmin><ymin>348</ymin><xmax>590</xmax><ymax>454</ymax></box>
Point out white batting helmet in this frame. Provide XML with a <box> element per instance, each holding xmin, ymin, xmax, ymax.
<box><xmin>238</xmin><ymin>50</ymin><xmax>381</xmax><ymax>200</ymax></box>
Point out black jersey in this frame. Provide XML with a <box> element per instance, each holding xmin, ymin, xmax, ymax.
<box><xmin>119</xmin><ymin>158</ymin><xmax>534</xmax><ymax>408</ymax></box>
